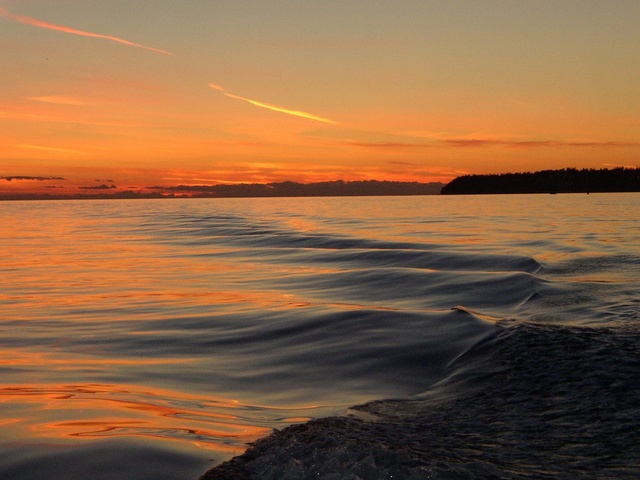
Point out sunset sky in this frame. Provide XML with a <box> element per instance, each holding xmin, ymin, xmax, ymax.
<box><xmin>1</xmin><ymin>0</ymin><xmax>639</xmax><ymax>196</ymax></box>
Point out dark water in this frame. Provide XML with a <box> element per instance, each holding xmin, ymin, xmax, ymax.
<box><xmin>0</xmin><ymin>194</ymin><xmax>638</xmax><ymax>479</ymax></box>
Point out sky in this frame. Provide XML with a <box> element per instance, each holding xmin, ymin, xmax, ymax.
<box><xmin>1</xmin><ymin>0</ymin><xmax>639</xmax><ymax>196</ymax></box>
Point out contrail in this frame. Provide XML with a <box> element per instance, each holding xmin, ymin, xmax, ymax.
<box><xmin>224</xmin><ymin>93</ymin><xmax>339</xmax><ymax>125</ymax></box>
<box><xmin>0</xmin><ymin>7</ymin><xmax>173</xmax><ymax>56</ymax></box>
<box><xmin>209</xmin><ymin>84</ymin><xmax>338</xmax><ymax>125</ymax></box>
<box><xmin>17</xmin><ymin>143</ymin><xmax>86</xmax><ymax>155</ymax></box>
<box><xmin>26</xmin><ymin>96</ymin><xmax>92</xmax><ymax>106</ymax></box>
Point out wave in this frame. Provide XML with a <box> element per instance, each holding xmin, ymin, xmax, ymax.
<box><xmin>124</xmin><ymin>306</ymin><xmax>499</xmax><ymax>404</ymax></box>
<box><xmin>202</xmin><ymin>319</ymin><xmax>640</xmax><ymax>479</ymax></box>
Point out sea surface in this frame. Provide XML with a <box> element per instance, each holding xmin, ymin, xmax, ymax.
<box><xmin>0</xmin><ymin>194</ymin><xmax>638</xmax><ymax>479</ymax></box>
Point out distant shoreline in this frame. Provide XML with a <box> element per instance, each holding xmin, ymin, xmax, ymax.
<box><xmin>441</xmin><ymin>167</ymin><xmax>640</xmax><ymax>195</ymax></box>
<box><xmin>0</xmin><ymin>180</ymin><xmax>444</xmax><ymax>201</ymax></box>
<box><xmin>2</xmin><ymin>167</ymin><xmax>639</xmax><ymax>200</ymax></box>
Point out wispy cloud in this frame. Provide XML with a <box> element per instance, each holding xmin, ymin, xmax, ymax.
<box><xmin>26</xmin><ymin>96</ymin><xmax>92</xmax><ymax>106</ymax></box>
<box><xmin>602</xmin><ymin>163</ymin><xmax>639</xmax><ymax>169</ymax></box>
<box><xmin>0</xmin><ymin>7</ymin><xmax>173</xmax><ymax>55</ymax></box>
<box><xmin>209</xmin><ymin>84</ymin><xmax>338</xmax><ymax>125</ymax></box>
<box><xmin>346</xmin><ymin>138</ymin><xmax>639</xmax><ymax>150</ymax></box>
<box><xmin>345</xmin><ymin>141</ymin><xmax>432</xmax><ymax>149</ymax></box>
<box><xmin>79</xmin><ymin>184</ymin><xmax>117</xmax><ymax>190</ymax></box>
<box><xmin>0</xmin><ymin>176</ymin><xmax>66</xmax><ymax>182</ymax></box>
<box><xmin>442</xmin><ymin>138</ymin><xmax>640</xmax><ymax>148</ymax></box>
<box><xmin>16</xmin><ymin>144</ymin><xmax>86</xmax><ymax>155</ymax></box>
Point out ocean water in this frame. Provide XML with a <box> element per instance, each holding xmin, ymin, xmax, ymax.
<box><xmin>0</xmin><ymin>194</ymin><xmax>638</xmax><ymax>479</ymax></box>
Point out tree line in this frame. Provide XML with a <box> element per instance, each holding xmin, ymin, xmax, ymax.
<box><xmin>441</xmin><ymin>167</ymin><xmax>640</xmax><ymax>194</ymax></box>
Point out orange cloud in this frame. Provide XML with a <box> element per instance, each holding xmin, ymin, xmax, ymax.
<box><xmin>442</xmin><ymin>138</ymin><xmax>640</xmax><ymax>148</ymax></box>
<box><xmin>16</xmin><ymin>144</ymin><xmax>87</xmax><ymax>156</ymax></box>
<box><xmin>26</xmin><ymin>96</ymin><xmax>92</xmax><ymax>106</ymax></box>
<box><xmin>345</xmin><ymin>141</ymin><xmax>432</xmax><ymax>149</ymax></box>
<box><xmin>209</xmin><ymin>84</ymin><xmax>338</xmax><ymax>125</ymax></box>
<box><xmin>0</xmin><ymin>7</ymin><xmax>173</xmax><ymax>56</ymax></box>
<box><xmin>208</xmin><ymin>83</ymin><xmax>227</xmax><ymax>92</ymax></box>
<box><xmin>343</xmin><ymin>137</ymin><xmax>639</xmax><ymax>150</ymax></box>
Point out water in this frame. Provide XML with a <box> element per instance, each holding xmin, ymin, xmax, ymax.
<box><xmin>0</xmin><ymin>194</ymin><xmax>638</xmax><ymax>479</ymax></box>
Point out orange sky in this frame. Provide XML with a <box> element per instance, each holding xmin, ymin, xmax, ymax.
<box><xmin>1</xmin><ymin>1</ymin><xmax>639</xmax><ymax>196</ymax></box>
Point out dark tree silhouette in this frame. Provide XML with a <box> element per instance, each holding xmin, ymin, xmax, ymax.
<box><xmin>441</xmin><ymin>168</ymin><xmax>640</xmax><ymax>194</ymax></box>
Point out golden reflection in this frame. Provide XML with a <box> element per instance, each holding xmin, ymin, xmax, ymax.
<box><xmin>0</xmin><ymin>384</ymin><xmax>278</xmax><ymax>452</ymax></box>
<box><xmin>0</xmin><ymin>349</ymin><xmax>195</xmax><ymax>367</ymax></box>
<box><xmin>282</xmin><ymin>417</ymin><xmax>312</xmax><ymax>423</ymax></box>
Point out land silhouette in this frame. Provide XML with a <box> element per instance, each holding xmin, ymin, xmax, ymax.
<box><xmin>441</xmin><ymin>167</ymin><xmax>640</xmax><ymax>195</ymax></box>
<box><xmin>0</xmin><ymin>180</ymin><xmax>443</xmax><ymax>201</ymax></box>
<box><xmin>2</xmin><ymin>168</ymin><xmax>639</xmax><ymax>200</ymax></box>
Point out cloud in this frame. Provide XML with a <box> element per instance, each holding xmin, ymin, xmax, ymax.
<box><xmin>79</xmin><ymin>184</ymin><xmax>117</xmax><ymax>190</ymax></box>
<box><xmin>26</xmin><ymin>96</ymin><xmax>92</xmax><ymax>106</ymax></box>
<box><xmin>16</xmin><ymin>144</ymin><xmax>86</xmax><ymax>155</ymax></box>
<box><xmin>208</xmin><ymin>84</ymin><xmax>227</xmax><ymax>92</ymax></box>
<box><xmin>442</xmin><ymin>138</ymin><xmax>640</xmax><ymax>148</ymax></box>
<box><xmin>345</xmin><ymin>141</ymin><xmax>431</xmax><ymax>149</ymax></box>
<box><xmin>209</xmin><ymin>84</ymin><xmax>338</xmax><ymax>125</ymax></box>
<box><xmin>386</xmin><ymin>160</ymin><xmax>418</xmax><ymax>166</ymax></box>
<box><xmin>602</xmin><ymin>163</ymin><xmax>639</xmax><ymax>169</ymax></box>
<box><xmin>1</xmin><ymin>176</ymin><xmax>66</xmax><ymax>181</ymax></box>
<box><xmin>0</xmin><ymin>7</ymin><xmax>173</xmax><ymax>56</ymax></box>
<box><xmin>349</xmin><ymin>137</ymin><xmax>640</xmax><ymax>149</ymax></box>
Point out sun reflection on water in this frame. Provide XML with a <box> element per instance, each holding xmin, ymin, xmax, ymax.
<box><xmin>0</xmin><ymin>383</ymin><xmax>307</xmax><ymax>453</ymax></box>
